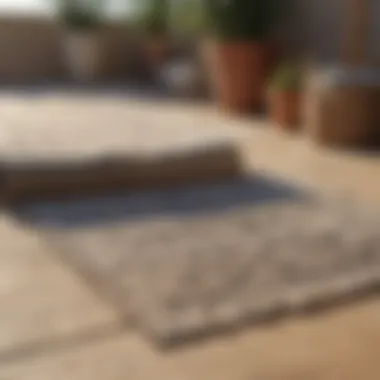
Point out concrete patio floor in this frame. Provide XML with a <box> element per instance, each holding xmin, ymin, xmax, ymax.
<box><xmin>1</xmin><ymin>93</ymin><xmax>380</xmax><ymax>379</ymax></box>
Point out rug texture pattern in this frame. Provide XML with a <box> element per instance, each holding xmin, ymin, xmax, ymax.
<box><xmin>15</xmin><ymin>185</ymin><xmax>380</xmax><ymax>346</ymax></box>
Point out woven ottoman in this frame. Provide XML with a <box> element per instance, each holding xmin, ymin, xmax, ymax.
<box><xmin>304</xmin><ymin>66</ymin><xmax>380</xmax><ymax>147</ymax></box>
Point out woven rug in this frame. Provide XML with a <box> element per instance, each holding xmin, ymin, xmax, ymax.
<box><xmin>11</xmin><ymin>178</ymin><xmax>380</xmax><ymax>347</ymax></box>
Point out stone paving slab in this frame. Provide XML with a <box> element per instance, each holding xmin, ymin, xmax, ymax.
<box><xmin>13</xmin><ymin>178</ymin><xmax>380</xmax><ymax>347</ymax></box>
<box><xmin>0</xmin><ymin>213</ymin><xmax>119</xmax><ymax>357</ymax></box>
<box><xmin>0</xmin><ymin>95</ymin><xmax>246</xmax><ymax>201</ymax></box>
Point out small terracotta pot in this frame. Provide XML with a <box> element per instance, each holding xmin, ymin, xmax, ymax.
<box><xmin>269</xmin><ymin>90</ymin><xmax>301</xmax><ymax>131</ymax></box>
<box><xmin>202</xmin><ymin>41</ymin><xmax>266</xmax><ymax>113</ymax></box>
<box><xmin>144</xmin><ymin>36</ymin><xmax>169</xmax><ymax>73</ymax></box>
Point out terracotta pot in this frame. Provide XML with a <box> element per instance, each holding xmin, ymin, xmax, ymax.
<box><xmin>269</xmin><ymin>90</ymin><xmax>301</xmax><ymax>131</ymax></box>
<box><xmin>144</xmin><ymin>36</ymin><xmax>169</xmax><ymax>73</ymax></box>
<box><xmin>203</xmin><ymin>41</ymin><xmax>266</xmax><ymax>113</ymax></box>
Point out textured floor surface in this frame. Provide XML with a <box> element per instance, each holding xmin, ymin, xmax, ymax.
<box><xmin>13</xmin><ymin>176</ymin><xmax>380</xmax><ymax>346</ymax></box>
<box><xmin>0</xmin><ymin>213</ymin><xmax>119</xmax><ymax>358</ymax></box>
<box><xmin>3</xmin><ymin>92</ymin><xmax>380</xmax><ymax>379</ymax></box>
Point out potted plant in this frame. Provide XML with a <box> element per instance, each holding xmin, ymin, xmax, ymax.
<box><xmin>202</xmin><ymin>0</ymin><xmax>282</xmax><ymax>113</ymax></box>
<box><xmin>58</xmin><ymin>0</ymin><xmax>105</xmax><ymax>82</ymax></box>
<box><xmin>268</xmin><ymin>62</ymin><xmax>302</xmax><ymax>131</ymax></box>
<box><xmin>140</xmin><ymin>0</ymin><xmax>171</xmax><ymax>74</ymax></box>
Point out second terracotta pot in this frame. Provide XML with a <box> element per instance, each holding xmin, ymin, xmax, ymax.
<box><xmin>269</xmin><ymin>90</ymin><xmax>301</xmax><ymax>131</ymax></box>
<box><xmin>203</xmin><ymin>41</ymin><xmax>266</xmax><ymax>113</ymax></box>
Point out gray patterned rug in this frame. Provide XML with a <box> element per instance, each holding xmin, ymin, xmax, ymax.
<box><xmin>11</xmin><ymin>177</ymin><xmax>380</xmax><ymax>347</ymax></box>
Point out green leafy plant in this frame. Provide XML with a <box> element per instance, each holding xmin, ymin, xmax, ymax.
<box><xmin>170</xmin><ymin>0</ymin><xmax>206</xmax><ymax>35</ymax></box>
<box><xmin>270</xmin><ymin>62</ymin><xmax>302</xmax><ymax>91</ymax></box>
<box><xmin>139</xmin><ymin>0</ymin><xmax>169</xmax><ymax>35</ymax></box>
<box><xmin>57</xmin><ymin>0</ymin><xmax>103</xmax><ymax>30</ymax></box>
<box><xmin>203</xmin><ymin>0</ymin><xmax>283</xmax><ymax>40</ymax></box>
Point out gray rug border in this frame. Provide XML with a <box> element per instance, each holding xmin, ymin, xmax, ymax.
<box><xmin>131</xmin><ymin>267</ymin><xmax>380</xmax><ymax>347</ymax></box>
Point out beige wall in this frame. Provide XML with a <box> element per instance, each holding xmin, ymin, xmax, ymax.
<box><xmin>0</xmin><ymin>17</ymin><xmax>62</xmax><ymax>81</ymax></box>
<box><xmin>288</xmin><ymin>0</ymin><xmax>380</xmax><ymax>65</ymax></box>
<box><xmin>0</xmin><ymin>17</ymin><xmax>141</xmax><ymax>82</ymax></box>
<box><xmin>284</xmin><ymin>0</ymin><xmax>347</xmax><ymax>61</ymax></box>
<box><xmin>0</xmin><ymin>2</ymin><xmax>378</xmax><ymax>82</ymax></box>
<box><xmin>368</xmin><ymin>0</ymin><xmax>380</xmax><ymax>64</ymax></box>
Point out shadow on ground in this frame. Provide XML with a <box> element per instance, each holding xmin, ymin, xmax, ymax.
<box><xmin>0</xmin><ymin>81</ymin><xmax>208</xmax><ymax>105</ymax></box>
<box><xmin>10</xmin><ymin>173</ymin><xmax>311</xmax><ymax>229</ymax></box>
